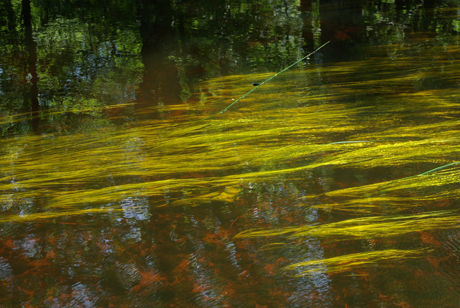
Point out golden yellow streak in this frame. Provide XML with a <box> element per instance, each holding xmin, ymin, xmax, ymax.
<box><xmin>236</xmin><ymin>211</ymin><xmax>459</xmax><ymax>240</ymax></box>
<box><xmin>1</xmin><ymin>52</ymin><xmax>460</xmax><ymax>224</ymax></box>
<box><xmin>283</xmin><ymin>249</ymin><xmax>428</xmax><ymax>276</ymax></box>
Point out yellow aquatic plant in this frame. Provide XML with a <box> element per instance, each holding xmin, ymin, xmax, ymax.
<box><xmin>283</xmin><ymin>249</ymin><xmax>429</xmax><ymax>276</ymax></box>
<box><xmin>235</xmin><ymin>210</ymin><xmax>459</xmax><ymax>240</ymax></box>
<box><xmin>1</xmin><ymin>44</ymin><xmax>460</xmax><ymax>227</ymax></box>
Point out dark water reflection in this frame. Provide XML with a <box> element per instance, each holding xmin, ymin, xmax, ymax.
<box><xmin>1</xmin><ymin>0</ymin><xmax>460</xmax><ymax>307</ymax></box>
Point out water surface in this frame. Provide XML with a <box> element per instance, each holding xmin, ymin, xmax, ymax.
<box><xmin>1</xmin><ymin>0</ymin><xmax>460</xmax><ymax>307</ymax></box>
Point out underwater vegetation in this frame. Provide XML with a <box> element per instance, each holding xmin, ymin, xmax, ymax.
<box><xmin>1</xmin><ymin>41</ymin><xmax>460</xmax><ymax>278</ymax></box>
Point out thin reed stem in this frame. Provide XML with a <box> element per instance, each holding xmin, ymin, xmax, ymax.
<box><xmin>200</xmin><ymin>41</ymin><xmax>331</xmax><ymax>121</ymax></box>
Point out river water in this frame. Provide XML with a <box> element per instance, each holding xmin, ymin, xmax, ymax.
<box><xmin>1</xmin><ymin>0</ymin><xmax>460</xmax><ymax>307</ymax></box>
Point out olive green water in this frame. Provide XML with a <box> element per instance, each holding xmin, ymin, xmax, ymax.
<box><xmin>1</xmin><ymin>0</ymin><xmax>460</xmax><ymax>307</ymax></box>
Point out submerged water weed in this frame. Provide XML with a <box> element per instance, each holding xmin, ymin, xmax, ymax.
<box><xmin>1</xmin><ymin>47</ymin><xmax>459</xmax><ymax>266</ymax></box>
<box><xmin>236</xmin><ymin>210</ymin><xmax>459</xmax><ymax>240</ymax></box>
<box><xmin>283</xmin><ymin>249</ymin><xmax>430</xmax><ymax>276</ymax></box>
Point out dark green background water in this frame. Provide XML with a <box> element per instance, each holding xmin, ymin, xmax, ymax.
<box><xmin>1</xmin><ymin>0</ymin><xmax>460</xmax><ymax>307</ymax></box>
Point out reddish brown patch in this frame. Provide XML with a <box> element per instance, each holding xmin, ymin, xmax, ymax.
<box><xmin>131</xmin><ymin>270</ymin><xmax>164</xmax><ymax>292</ymax></box>
<box><xmin>107</xmin><ymin>107</ymin><xmax>123</xmax><ymax>115</ymax></box>
<box><xmin>96</xmin><ymin>241</ymin><xmax>110</xmax><ymax>251</ymax></box>
<box><xmin>396</xmin><ymin>301</ymin><xmax>412</xmax><ymax>308</ymax></box>
<box><xmin>263</xmin><ymin>263</ymin><xmax>277</xmax><ymax>275</ymax></box>
<box><xmin>368</xmin><ymin>238</ymin><xmax>382</xmax><ymax>245</ymax></box>
<box><xmin>419</xmin><ymin>232</ymin><xmax>441</xmax><ymax>247</ymax></box>
<box><xmin>47</xmin><ymin>236</ymin><xmax>56</xmax><ymax>246</ymax></box>
<box><xmin>45</xmin><ymin>250</ymin><xmax>57</xmax><ymax>259</ymax></box>
<box><xmin>175</xmin><ymin>259</ymin><xmax>190</xmax><ymax>273</ymax></box>
<box><xmin>379</xmin><ymin>293</ymin><xmax>395</xmax><ymax>302</ymax></box>
<box><xmin>427</xmin><ymin>256</ymin><xmax>439</xmax><ymax>268</ymax></box>
<box><xmin>204</xmin><ymin>233</ymin><xmax>221</xmax><ymax>245</ymax></box>
<box><xmin>140</xmin><ymin>270</ymin><xmax>164</xmax><ymax>284</ymax></box>
<box><xmin>284</xmin><ymin>215</ymin><xmax>295</xmax><ymax>223</ymax></box>
<box><xmin>216</xmin><ymin>228</ymin><xmax>230</xmax><ymax>239</ymax></box>
<box><xmin>221</xmin><ymin>283</ymin><xmax>236</xmax><ymax>297</ymax></box>
<box><xmin>31</xmin><ymin>258</ymin><xmax>51</xmax><ymax>268</ymax></box>
<box><xmin>192</xmin><ymin>283</ymin><xmax>208</xmax><ymax>293</ymax></box>
<box><xmin>23</xmin><ymin>302</ymin><xmax>34</xmax><ymax>308</ymax></box>
<box><xmin>171</xmin><ymin>109</ymin><xmax>186</xmax><ymax>117</ymax></box>
<box><xmin>354</xmin><ymin>269</ymin><xmax>370</xmax><ymax>281</ymax></box>
<box><xmin>434</xmin><ymin>199</ymin><xmax>450</xmax><ymax>207</ymax></box>
<box><xmin>309</xmin><ymin>290</ymin><xmax>320</xmax><ymax>300</ymax></box>
<box><xmin>5</xmin><ymin>239</ymin><xmax>15</xmax><ymax>249</ymax></box>
<box><xmin>269</xmin><ymin>288</ymin><xmax>291</xmax><ymax>298</ymax></box>
<box><xmin>19</xmin><ymin>286</ymin><xmax>34</xmax><ymax>297</ymax></box>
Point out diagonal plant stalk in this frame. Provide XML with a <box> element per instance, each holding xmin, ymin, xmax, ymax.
<box><xmin>417</xmin><ymin>161</ymin><xmax>460</xmax><ymax>176</ymax></box>
<box><xmin>200</xmin><ymin>41</ymin><xmax>331</xmax><ymax>121</ymax></box>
